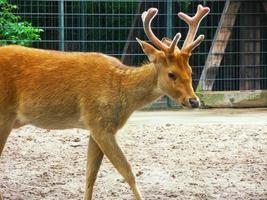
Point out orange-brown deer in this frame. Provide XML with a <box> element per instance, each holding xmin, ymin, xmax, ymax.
<box><xmin>0</xmin><ymin>5</ymin><xmax>209</xmax><ymax>200</ymax></box>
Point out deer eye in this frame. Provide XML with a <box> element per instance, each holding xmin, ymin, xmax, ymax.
<box><xmin>168</xmin><ymin>72</ymin><xmax>177</xmax><ymax>81</ymax></box>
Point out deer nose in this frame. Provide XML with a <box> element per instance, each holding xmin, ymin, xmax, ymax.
<box><xmin>189</xmin><ymin>98</ymin><xmax>200</xmax><ymax>108</ymax></box>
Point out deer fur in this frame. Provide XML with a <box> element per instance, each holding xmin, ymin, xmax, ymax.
<box><xmin>0</xmin><ymin>45</ymin><xmax>161</xmax><ymax>131</ymax></box>
<box><xmin>0</xmin><ymin>5</ymin><xmax>209</xmax><ymax>200</ymax></box>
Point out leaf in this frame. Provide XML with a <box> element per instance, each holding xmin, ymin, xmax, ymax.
<box><xmin>0</xmin><ymin>1</ymin><xmax>43</xmax><ymax>46</ymax></box>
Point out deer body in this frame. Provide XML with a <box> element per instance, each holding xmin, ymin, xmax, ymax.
<box><xmin>0</xmin><ymin>45</ymin><xmax>161</xmax><ymax>131</ymax></box>
<box><xmin>0</xmin><ymin>5</ymin><xmax>209</xmax><ymax>200</ymax></box>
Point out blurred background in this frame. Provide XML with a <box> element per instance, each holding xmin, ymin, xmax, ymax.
<box><xmin>1</xmin><ymin>0</ymin><xmax>267</xmax><ymax>108</ymax></box>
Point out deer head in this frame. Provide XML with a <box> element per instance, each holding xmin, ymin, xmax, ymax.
<box><xmin>137</xmin><ymin>5</ymin><xmax>210</xmax><ymax>108</ymax></box>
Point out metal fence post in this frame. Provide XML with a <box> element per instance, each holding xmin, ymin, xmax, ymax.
<box><xmin>166</xmin><ymin>0</ymin><xmax>172</xmax><ymax>38</ymax></box>
<box><xmin>166</xmin><ymin>0</ymin><xmax>172</xmax><ymax>107</ymax></box>
<box><xmin>81</xmin><ymin>1</ymin><xmax>86</xmax><ymax>51</ymax></box>
<box><xmin>59</xmin><ymin>0</ymin><xmax>65</xmax><ymax>51</ymax></box>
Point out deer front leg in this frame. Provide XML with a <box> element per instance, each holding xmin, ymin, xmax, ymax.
<box><xmin>0</xmin><ymin>118</ymin><xmax>13</xmax><ymax>157</ymax></box>
<box><xmin>84</xmin><ymin>135</ymin><xmax>104</xmax><ymax>200</ymax></box>
<box><xmin>91</xmin><ymin>130</ymin><xmax>143</xmax><ymax>200</ymax></box>
<box><xmin>0</xmin><ymin>127</ymin><xmax>11</xmax><ymax>157</ymax></box>
<box><xmin>0</xmin><ymin>117</ymin><xmax>14</xmax><ymax>200</ymax></box>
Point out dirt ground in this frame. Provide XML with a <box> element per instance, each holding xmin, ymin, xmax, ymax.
<box><xmin>0</xmin><ymin>109</ymin><xmax>267</xmax><ymax>200</ymax></box>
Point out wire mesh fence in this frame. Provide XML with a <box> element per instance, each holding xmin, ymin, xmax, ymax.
<box><xmin>4</xmin><ymin>0</ymin><xmax>267</xmax><ymax>108</ymax></box>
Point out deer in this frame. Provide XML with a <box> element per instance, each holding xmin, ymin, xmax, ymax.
<box><xmin>0</xmin><ymin>4</ymin><xmax>209</xmax><ymax>200</ymax></box>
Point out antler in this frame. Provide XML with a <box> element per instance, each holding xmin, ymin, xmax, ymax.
<box><xmin>178</xmin><ymin>5</ymin><xmax>210</xmax><ymax>52</ymax></box>
<box><xmin>142</xmin><ymin>8</ymin><xmax>181</xmax><ymax>53</ymax></box>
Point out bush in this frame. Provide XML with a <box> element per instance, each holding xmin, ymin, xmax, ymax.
<box><xmin>0</xmin><ymin>0</ymin><xmax>43</xmax><ymax>46</ymax></box>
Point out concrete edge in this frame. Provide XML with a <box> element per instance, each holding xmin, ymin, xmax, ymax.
<box><xmin>198</xmin><ymin>90</ymin><xmax>267</xmax><ymax>108</ymax></box>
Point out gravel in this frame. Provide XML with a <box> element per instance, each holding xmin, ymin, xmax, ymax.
<box><xmin>0</xmin><ymin>120</ymin><xmax>267</xmax><ymax>200</ymax></box>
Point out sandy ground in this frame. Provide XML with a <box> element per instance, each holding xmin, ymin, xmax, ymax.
<box><xmin>0</xmin><ymin>109</ymin><xmax>267</xmax><ymax>200</ymax></box>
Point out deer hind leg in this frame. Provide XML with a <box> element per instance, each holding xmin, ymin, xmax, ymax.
<box><xmin>91</xmin><ymin>130</ymin><xmax>143</xmax><ymax>200</ymax></box>
<box><xmin>84</xmin><ymin>135</ymin><xmax>104</xmax><ymax>200</ymax></box>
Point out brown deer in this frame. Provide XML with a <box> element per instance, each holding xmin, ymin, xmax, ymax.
<box><xmin>0</xmin><ymin>4</ymin><xmax>209</xmax><ymax>200</ymax></box>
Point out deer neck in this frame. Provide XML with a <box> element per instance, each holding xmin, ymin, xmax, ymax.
<box><xmin>120</xmin><ymin>62</ymin><xmax>163</xmax><ymax>110</ymax></box>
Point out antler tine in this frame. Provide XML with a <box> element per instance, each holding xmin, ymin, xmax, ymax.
<box><xmin>169</xmin><ymin>33</ymin><xmax>181</xmax><ymax>53</ymax></box>
<box><xmin>142</xmin><ymin>8</ymin><xmax>169</xmax><ymax>52</ymax></box>
<box><xmin>178</xmin><ymin>4</ymin><xmax>210</xmax><ymax>51</ymax></box>
<box><xmin>142</xmin><ymin>8</ymin><xmax>181</xmax><ymax>53</ymax></box>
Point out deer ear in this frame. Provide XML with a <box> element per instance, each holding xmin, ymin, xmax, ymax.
<box><xmin>136</xmin><ymin>38</ymin><xmax>159</xmax><ymax>62</ymax></box>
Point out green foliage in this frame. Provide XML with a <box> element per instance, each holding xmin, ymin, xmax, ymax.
<box><xmin>0</xmin><ymin>0</ymin><xmax>43</xmax><ymax>46</ymax></box>
<box><xmin>178</xmin><ymin>0</ymin><xmax>192</xmax><ymax>13</ymax></box>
